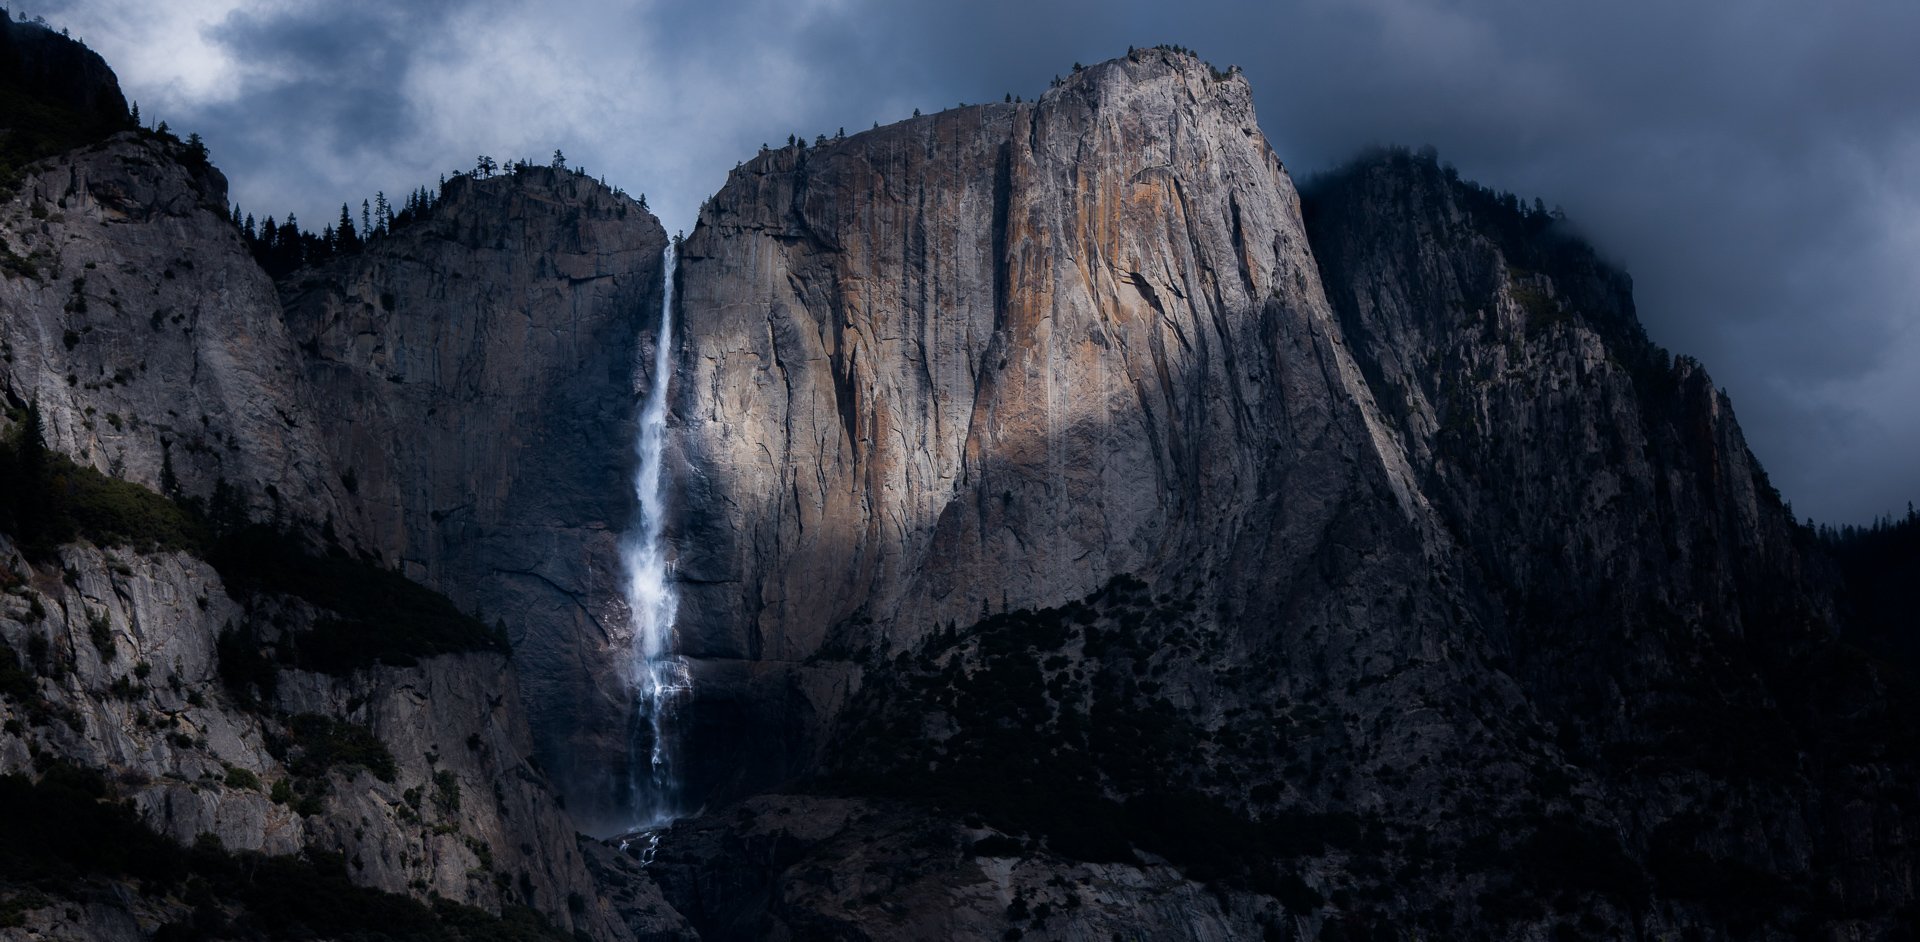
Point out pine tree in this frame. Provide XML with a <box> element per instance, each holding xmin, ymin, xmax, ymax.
<box><xmin>277</xmin><ymin>214</ymin><xmax>303</xmax><ymax>272</ymax></box>
<box><xmin>7</xmin><ymin>398</ymin><xmax>58</xmax><ymax>552</ymax></box>
<box><xmin>19</xmin><ymin>399</ymin><xmax>47</xmax><ymax>479</ymax></box>
<box><xmin>159</xmin><ymin>440</ymin><xmax>179</xmax><ymax>497</ymax></box>
<box><xmin>336</xmin><ymin>203</ymin><xmax>360</xmax><ymax>252</ymax></box>
<box><xmin>207</xmin><ymin>478</ymin><xmax>246</xmax><ymax>537</ymax></box>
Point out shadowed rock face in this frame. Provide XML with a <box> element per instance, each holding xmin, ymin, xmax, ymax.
<box><xmin>0</xmin><ymin>534</ymin><xmax>636</xmax><ymax>941</ymax></box>
<box><xmin>276</xmin><ymin>170</ymin><xmax>667</xmax><ymax>829</ymax></box>
<box><xmin>7</xmin><ymin>27</ymin><xmax>1917</xmax><ymax>938</ymax></box>
<box><xmin>1301</xmin><ymin>150</ymin><xmax>1832</xmax><ymax>736</ymax></box>
<box><xmin>0</xmin><ymin>14</ymin><xmax>128</xmax><ymax>126</ymax></box>
<box><xmin>646</xmin><ymin>54</ymin><xmax>1917</xmax><ymax>940</ymax></box>
<box><xmin>672</xmin><ymin>49</ymin><xmax>1432</xmax><ymax>801</ymax></box>
<box><xmin>3</xmin><ymin>19</ymin><xmax>668</xmax><ymax>937</ymax></box>
<box><xmin>0</xmin><ymin>112</ymin><xmax>654</xmax><ymax>938</ymax></box>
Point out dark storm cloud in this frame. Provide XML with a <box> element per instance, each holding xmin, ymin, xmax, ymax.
<box><xmin>34</xmin><ymin>0</ymin><xmax>1920</xmax><ymax>522</ymax></box>
<box><xmin>203</xmin><ymin>5</ymin><xmax>425</xmax><ymax>154</ymax></box>
<box><xmin>188</xmin><ymin>3</ymin><xmax>449</xmax><ymax>224</ymax></box>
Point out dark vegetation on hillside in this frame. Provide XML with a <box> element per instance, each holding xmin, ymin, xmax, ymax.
<box><xmin>831</xmin><ymin>582</ymin><xmax>1287</xmax><ymax>897</ymax></box>
<box><xmin>237</xmin><ymin>151</ymin><xmax>642</xmax><ymax>278</ymax></box>
<box><xmin>1819</xmin><ymin>507</ymin><xmax>1920</xmax><ymax>666</ymax></box>
<box><xmin>826</xmin><ymin>569</ymin><xmax>1920</xmax><ymax>935</ymax></box>
<box><xmin>0</xmin><ymin>399</ymin><xmax>506</xmax><ymax>678</ymax></box>
<box><xmin>0</xmin><ymin>762</ymin><xmax>569</xmax><ymax>940</ymax></box>
<box><xmin>825</xmin><ymin>577</ymin><xmax>1698</xmax><ymax>935</ymax></box>
<box><xmin>238</xmin><ymin>185</ymin><xmax>444</xmax><ymax>279</ymax></box>
<box><xmin>828</xmin><ymin>576</ymin><xmax>1299</xmax><ymax>877</ymax></box>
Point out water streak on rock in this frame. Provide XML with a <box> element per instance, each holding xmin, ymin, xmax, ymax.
<box><xmin>621</xmin><ymin>242</ymin><xmax>687</xmax><ymax>829</ymax></box>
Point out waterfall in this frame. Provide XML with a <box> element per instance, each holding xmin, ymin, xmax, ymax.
<box><xmin>620</xmin><ymin>241</ymin><xmax>688</xmax><ymax>831</ymax></box>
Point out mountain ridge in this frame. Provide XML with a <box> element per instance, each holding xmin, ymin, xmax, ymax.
<box><xmin>1</xmin><ymin>27</ymin><xmax>1914</xmax><ymax>941</ymax></box>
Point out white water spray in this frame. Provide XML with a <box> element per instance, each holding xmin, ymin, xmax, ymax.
<box><xmin>620</xmin><ymin>241</ymin><xmax>688</xmax><ymax>832</ymax></box>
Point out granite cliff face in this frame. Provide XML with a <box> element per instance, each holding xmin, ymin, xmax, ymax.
<box><xmin>4</xmin><ymin>20</ymin><xmax>1916</xmax><ymax>941</ymax></box>
<box><xmin>0</xmin><ymin>535</ymin><xmax>633</xmax><ymax>940</ymax></box>
<box><xmin>672</xmin><ymin>49</ymin><xmax>1431</xmax><ymax>800</ymax></box>
<box><xmin>277</xmin><ymin>169</ymin><xmax>666</xmax><ymax>829</ymax></box>
<box><xmin>0</xmin><ymin>134</ymin><xmax>349</xmax><ymax>529</ymax></box>
<box><xmin>1</xmin><ymin>19</ymin><xmax>667</xmax><ymax>937</ymax></box>
<box><xmin>1300</xmin><ymin>151</ymin><xmax>1914</xmax><ymax>932</ymax></box>
<box><xmin>642</xmin><ymin>53</ymin><xmax>1916</xmax><ymax>940</ymax></box>
<box><xmin>1302</xmin><ymin>151</ymin><xmax>1831</xmax><ymax>738</ymax></box>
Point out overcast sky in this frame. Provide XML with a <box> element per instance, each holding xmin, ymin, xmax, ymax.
<box><xmin>28</xmin><ymin>0</ymin><xmax>1919</xmax><ymax>524</ymax></box>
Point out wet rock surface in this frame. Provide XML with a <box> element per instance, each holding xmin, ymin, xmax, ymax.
<box><xmin>1</xmin><ymin>46</ymin><xmax>661</xmax><ymax>933</ymax></box>
<box><xmin>277</xmin><ymin>168</ymin><xmax>667</xmax><ymax>826</ymax></box>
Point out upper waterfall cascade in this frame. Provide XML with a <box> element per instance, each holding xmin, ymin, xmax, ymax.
<box><xmin>620</xmin><ymin>241</ymin><xmax>688</xmax><ymax>832</ymax></box>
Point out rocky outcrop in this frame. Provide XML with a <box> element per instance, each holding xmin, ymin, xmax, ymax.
<box><xmin>1300</xmin><ymin>149</ymin><xmax>1915</xmax><ymax>933</ymax></box>
<box><xmin>644</xmin><ymin>54</ymin><xmax>1919</xmax><ymax>940</ymax></box>
<box><xmin>0</xmin><ymin>12</ymin><xmax>129</xmax><ymax>132</ymax></box>
<box><xmin>1302</xmin><ymin>150</ymin><xmax>1830</xmax><ymax>711</ymax></box>
<box><xmin>673</xmin><ymin>47</ymin><xmax>1432</xmax><ymax>800</ymax></box>
<box><xmin>1</xmin><ymin>29</ymin><xmax>670</xmax><ymax>933</ymax></box>
<box><xmin>0</xmin><ymin>535</ymin><xmax>632</xmax><ymax>940</ymax></box>
<box><xmin>0</xmin><ymin>133</ymin><xmax>349</xmax><ymax>528</ymax></box>
<box><xmin>7</xmin><ymin>22</ymin><xmax>1917</xmax><ymax>939</ymax></box>
<box><xmin>277</xmin><ymin>169</ymin><xmax>666</xmax><ymax>829</ymax></box>
<box><xmin>647</xmin><ymin>795</ymin><xmax>1269</xmax><ymax>942</ymax></box>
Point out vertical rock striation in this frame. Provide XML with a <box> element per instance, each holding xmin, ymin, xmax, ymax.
<box><xmin>2</xmin><ymin>24</ymin><xmax>675</xmax><ymax>933</ymax></box>
<box><xmin>675</xmin><ymin>49</ymin><xmax>1432</xmax><ymax>799</ymax></box>
<box><xmin>7</xmin><ymin>21</ymin><xmax>1916</xmax><ymax>937</ymax></box>
<box><xmin>277</xmin><ymin>170</ymin><xmax>667</xmax><ymax>827</ymax></box>
<box><xmin>1302</xmin><ymin>149</ymin><xmax>1912</xmax><ymax>931</ymax></box>
<box><xmin>650</xmin><ymin>54</ymin><xmax>1915</xmax><ymax>940</ymax></box>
